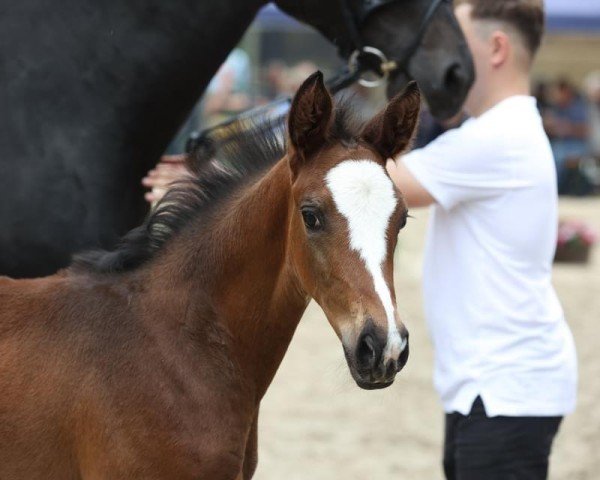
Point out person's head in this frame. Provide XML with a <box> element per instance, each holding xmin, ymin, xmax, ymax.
<box><xmin>553</xmin><ymin>78</ymin><xmax>577</xmax><ymax>107</ymax></box>
<box><xmin>454</xmin><ymin>0</ymin><xmax>545</xmax><ymax>116</ymax></box>
<box><xmin>533</xmin><ymin>80</ymin><xmax>549</xmax><ymax>101</ymax></box>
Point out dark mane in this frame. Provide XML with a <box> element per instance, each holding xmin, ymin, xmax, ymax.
<box><xmin>72</xmin><ymin>97</ymin><xmax>364</xmax><ymax>274</ymax></box>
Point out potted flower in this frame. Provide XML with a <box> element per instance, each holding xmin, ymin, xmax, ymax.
<box><xmin>555</xmin><ymin>219</ymin><xmax>598</xmax><ymax>264</ymax></box>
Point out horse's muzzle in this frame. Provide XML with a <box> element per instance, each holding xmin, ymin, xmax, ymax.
<box><xmin>346</xmin><ymin>322</ymin><xmax>409</xmax><ymax>390</ymax></box>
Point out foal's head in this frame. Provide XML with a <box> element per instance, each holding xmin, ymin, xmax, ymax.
<box><xmin>286</xmin><ymin>72</ymin><xmax>420</xmax><ymax>389</ymax></box>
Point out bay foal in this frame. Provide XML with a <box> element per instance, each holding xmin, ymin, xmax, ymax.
<box><xmin>0</xmin><ymin>72</ymin><xmax>420</xmax><ymax>479</ymax></box>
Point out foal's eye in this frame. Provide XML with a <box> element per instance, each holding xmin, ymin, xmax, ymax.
<box><xmin>301</xmin><ymin>209</ymin><xmax>323</xmax><ymax>231</ymax></box>
<box><xmin>400</xmin><ymin>211</ymin><xmax>410</xmax><ymax>229</ymax></box>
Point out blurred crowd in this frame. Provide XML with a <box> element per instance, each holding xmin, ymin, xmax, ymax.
<box><xmin>166</xmin><ymin>48</ymin><xmax>600</xmax><ymax>197</ymax></box>
<box><xmin>166</xmin><ymin>50</ymin><xmax>379</xmax><ymax>154</ymax></box>
<box><xmin>167</xmin><ymin>50</ymin><xmax>322</xmax><ymax>152</ymax></box>
<box><xmin>535</xmin><ymin>72</ymin><xmax>600</xmax><ymax>195</ymax></box>
<box><xmin>412</xmin><ymin>71</ymin><xmax>600</xmax><ymax>197</ymax></box>
<box><xmin>201</xmin><ymin>51</ymin><xmax>379</xmax><ymax>125</ymax></box>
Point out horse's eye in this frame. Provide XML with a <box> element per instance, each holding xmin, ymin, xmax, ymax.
<box><xmin>302</xmin><ymin>209</ymin><xmax>322</xmax><ymax>231</ymax></box>
<box><xmin>400</xmin><ymin>214</ymin><xmax>408</xmax><ymax>229</ymax></box>
<box><xmin>399</xmin><ymin>210</ymin><xmax>410</xmax><ymax>230</ymax></box>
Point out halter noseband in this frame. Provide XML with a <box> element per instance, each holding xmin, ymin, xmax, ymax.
<box><xmin>329</xmin><ymin>0</ymin><xmax>449</xmax><ymax>91</ymax></box>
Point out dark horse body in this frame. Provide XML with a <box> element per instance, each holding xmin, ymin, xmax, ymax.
<box><xmin>0</xmin><ymin>0</ymin><xmax>473</xmax><ymax>278</ymax></box>
<box><xmin>0</xmin><ymin>73</ymin><xmax>419</xmax><ymax>479</ymax></box>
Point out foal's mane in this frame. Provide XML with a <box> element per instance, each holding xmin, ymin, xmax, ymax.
<box><xmin>72</xmin><ymin>97</ymin><xmax>362</xmax><ymax>274</ymax></box>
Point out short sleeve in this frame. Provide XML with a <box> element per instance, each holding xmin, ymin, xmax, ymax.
<box><xmin>402</xmin><ymin>123</ymin><xmax>528</xmax><ymax>210</ymax></box>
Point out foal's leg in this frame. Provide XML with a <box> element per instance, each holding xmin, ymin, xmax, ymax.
<box><xmin>242</xmin><ymin>410</ymin><xmax>259</xmax><ymax>479</ymax></box>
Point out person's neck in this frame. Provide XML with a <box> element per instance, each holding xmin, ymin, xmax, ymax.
<box><xmin>470</xmin><ymin>72</ymin><xmax>531</xmax><ymax>117</ymax></box>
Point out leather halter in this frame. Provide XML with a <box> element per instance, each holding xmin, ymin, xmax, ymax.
<box><xmin>328</xmin><ymin>0</ymin><xmax>449</xmax><ymax>91</ymax></box>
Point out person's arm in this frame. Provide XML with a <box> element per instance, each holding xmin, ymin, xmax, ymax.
<box><xmin>387</xmin><ymin>123</ymin><xmax>519</xmax><ymax>212</ymax></box>
<box><xmin>386</xmin><ymin>158</ymin><xmax>435</xmax><ymax>208</ymax></box>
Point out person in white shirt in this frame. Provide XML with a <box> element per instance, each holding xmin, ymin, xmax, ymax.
<box><xmin>386</xmin><ymin>1</ymin><xmax>577</xmax><ymax>479</ymax></box>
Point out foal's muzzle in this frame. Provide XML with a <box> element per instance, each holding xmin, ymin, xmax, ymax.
<box><xmin>347</xmin><ymin>321</ymin><xmax>409</xmax><ymax>390</ymax></box>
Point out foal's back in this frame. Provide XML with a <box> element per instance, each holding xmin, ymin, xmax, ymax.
<box><xmin>0</xmin><ymin>273</ymin><xmax>247</xmax><ymax>479</ymax></box>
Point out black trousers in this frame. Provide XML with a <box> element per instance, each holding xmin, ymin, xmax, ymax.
<box><xmin>443</xmin><ymin>397</ymin><xmax>562</xmax><ymax>480</ymax></box>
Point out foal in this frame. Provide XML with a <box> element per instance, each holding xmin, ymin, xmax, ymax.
<box><xmin>0</xmin><ymin>72</ymin><xmax>420</xmax><ymax>479</ymax></box>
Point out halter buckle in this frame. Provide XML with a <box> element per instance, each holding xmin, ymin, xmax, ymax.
<box><xmin>348</xmin><ymin>46</ymin><xmax>397</xmax><ymax>88</ymax></box>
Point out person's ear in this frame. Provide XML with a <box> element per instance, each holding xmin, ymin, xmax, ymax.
<box><xmin>288</xmin><ymin>71</ymin><xmax>333</xmax><ymax>179</ymax></box>
<box><xmin>361</xmin><ymin>81</ymin><xmax>421</xmax><ymax>161</ymax></box>
<box><xmin>490</xmin><ymin>31</ymin><xmax>510</xmax><ymax>68</ymax></box>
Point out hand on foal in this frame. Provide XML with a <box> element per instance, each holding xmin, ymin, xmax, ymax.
<box><xmin>142</xmin><ymin>154</ymin><xmax>191</xmax><ymax>204</ymax></box>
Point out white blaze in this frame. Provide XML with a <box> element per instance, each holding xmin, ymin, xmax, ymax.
<box><xmin>325</xmin><ymin>160</ymin><xmax>406</xmax><ymax>362</ymax></box>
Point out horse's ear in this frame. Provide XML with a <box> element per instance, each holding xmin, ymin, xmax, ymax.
<box><xmin>288</xmin><ymin>71</ymin><xmax>333</xmax><ymax>177</ymax></box>
<box><xmin>361</xmin><ymin>81</ymin><xmax>421</xmax><ymax>161</ymax></box>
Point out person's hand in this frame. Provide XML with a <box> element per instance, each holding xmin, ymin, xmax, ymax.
<box><xmin>142</xmin><ymin>154</ymin><xmax>191</xmax><ymax>204</ymax></box>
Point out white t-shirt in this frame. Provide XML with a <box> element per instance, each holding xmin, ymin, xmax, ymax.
<box><xmin>403</xmin><ymin>96</ymin><xmax>577</xmax><ymax>417</ymax></box>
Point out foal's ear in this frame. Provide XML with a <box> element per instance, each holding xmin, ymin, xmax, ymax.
<box><xmin>361</xmin><ymin>81</ymin><xmax>421</xmax><ymax>161</ymax></box>
<box><xmin>288</xmin><ymin>71</ymin><xmax>333</xmax><ymax>177</ymax></box>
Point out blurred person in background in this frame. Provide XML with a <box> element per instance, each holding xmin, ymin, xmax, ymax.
<box><xmin>281</xmin><ymin>61</ymin><xmax>319</xmax><ymax>95</ymax></box>
<box><xmin>386</xmin><ymin>1</ymin><xmax>577</xmax><ymax>479</ymax></box>
<box><xmin>263</xmin><ymin>60</ymin><xmax>289</xmax><ymax>100</ymax></box>
<box><xmin>544</xmin><ymin>78</ymin><xmax>590</xmax><ymax>189</ymax></box>
<box><xmin>163</xmin><ymin>48</ymin><xmax>252</xmax><ymax>155</ymax></box>
<box><xmin>583</xmin><ymin>70</ymin><xmax>600</xmax><ymax>158</ymax></box>
<box><xmin>202</xmin><ymin>48</ymin><xmax>253</xmax><ymax>127</ymax></box>
<box><xmin>533</xmin><ymin>79</ymin><xmax>552</xmax><ymax>114</ymax></box>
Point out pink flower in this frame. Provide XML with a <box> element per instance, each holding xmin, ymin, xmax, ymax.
<box><xmin>557</xmin><ymin>219</ymin><xmax>599</xmax><ymax>247</ymax></box>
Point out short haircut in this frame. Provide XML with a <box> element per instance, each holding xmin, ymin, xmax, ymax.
<box><xmin>454</xmin><ymin>0</ymin><xmax>545</xmax><ymax>59</ymax></box>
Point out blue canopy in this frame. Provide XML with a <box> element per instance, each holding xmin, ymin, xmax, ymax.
<box><xmin>254</xmin><ymin>5</ymin><xmax>305</xmax><ymax>31</ymax></box>
<box><xmin>255</xmin><ymin>2</ymin><xmax>600</xmax><ymax>33</ymax></box>
<box><xmin>546</xmin><ymin>0</ymin><xmax>600</xmax><ymax>32</ymax></box>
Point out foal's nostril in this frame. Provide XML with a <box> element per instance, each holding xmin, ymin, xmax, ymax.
<box><xmin>398</xmin><ymin>335</ymin><xmax>410</xmax><ymax>371</ymax></box>
<box><xmin>385</xmin><ymin>359</ymin><xmax>398</xmax><ymax>378</ymax></box>
<box><xmin>357</xmin><ymin>334</ymin><xmax>377</xmax><ymax>370</ymax></box>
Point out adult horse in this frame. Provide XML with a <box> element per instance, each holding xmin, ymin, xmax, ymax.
<box><xmin>0</xmin><ymin>72</ymin><xmax>419</xmax><ymax>479</ymax></box>
<box><xmin>0</xmin><ymin>0</ymin><xmax>473</xmax><ymax>278</ymax></box>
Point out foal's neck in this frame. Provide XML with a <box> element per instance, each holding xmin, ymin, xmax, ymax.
<box><xmin>218</xmin><ymin>160</ymin><xmax>309</xmax><ymax>397</ymax></box>
<box><xmin>153</xmin><ymin>159</ymin><xmax>308</xmax><ymax>399</ymax></box>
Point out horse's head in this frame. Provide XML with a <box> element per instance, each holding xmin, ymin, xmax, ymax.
<box><xmin>286</xmin><ymin>72</ymin><xmax>418</xmax><ymax>389</ymax></box>
<box><xmin>274</xmin><ymin>0</ymin><xmax>474</xmax><ymax>120</ymax></box>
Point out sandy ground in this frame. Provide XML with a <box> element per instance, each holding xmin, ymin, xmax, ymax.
<box><xmin>255</xmin><ymin>197</ymin><xmax>600</xmax><ymax>480</ymax></box>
